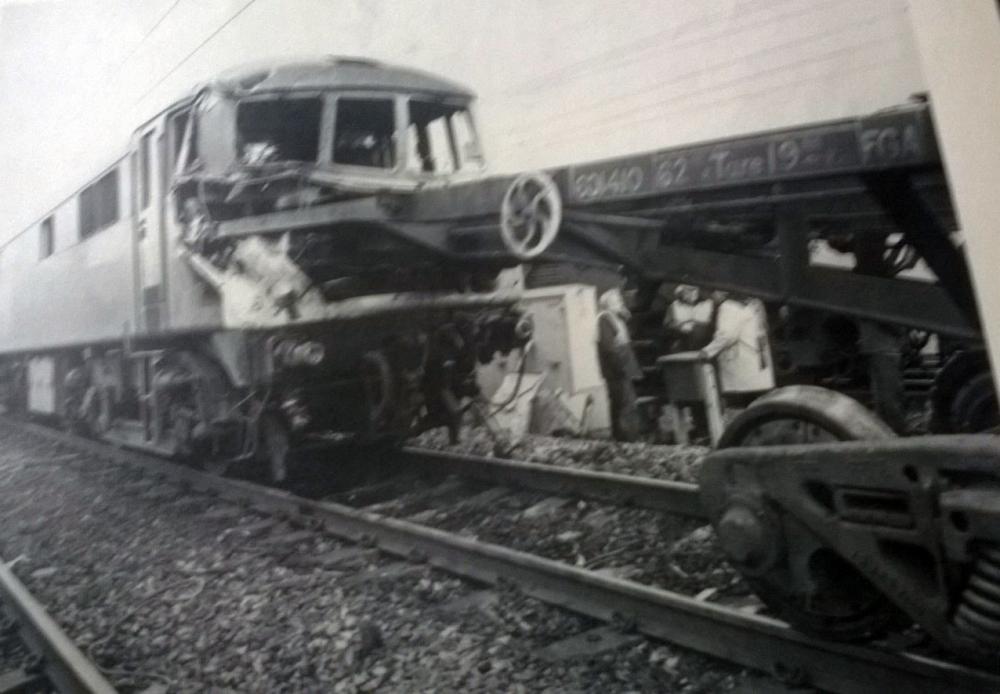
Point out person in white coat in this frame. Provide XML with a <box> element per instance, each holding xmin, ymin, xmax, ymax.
<box><xmin>700</xmin><ymin>292</ymin><xmax>775</xmax><ymax>406</ymax></box>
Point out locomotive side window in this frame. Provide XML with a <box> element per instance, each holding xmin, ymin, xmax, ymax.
<box><xmin>405</xmin><ymin>100</ymin><xmax>483</xmax><ymax>174</ymax></box>
<box><xmin>170</xmin><ymin>110</ymin><xmax>193</xmax><ymax>172</ymax></box>
<box><xmin>39</xmin><ymin>216</ymin><xmax>54</xmax><ymax>259</ymax></box>
<box><xmin>78</xmin><ymin>167</ymin><xmax>120</xmax><ymax>239</ymax></box>
<box><xmin>333</xmin><ymin>98</ymin><xmax>396</xmax><ymax>168</ymax></box>
<box><xmin>236</xmin><ymin>97</ymin><xmax>321</xmax><ymax>164</ymax></box>
<box><xmin>139</xmin><ymin>131</ymin><xmax>153</xmax><ymax>211</ymax></box>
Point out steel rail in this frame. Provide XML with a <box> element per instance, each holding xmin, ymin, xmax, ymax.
<box><xmin>396</xmin><ymin>446</ymin><xmax>706</xmax><ymax>519</ymax></box>
<box><xmin>5</xmin><ymin>418</ymin><xmax>1000</xmax><ymax>694</ymax></box>
<box><xmin>0</xmin><ymin>557</ymin><xmax>117</xmax><ymax>693</ymax></box>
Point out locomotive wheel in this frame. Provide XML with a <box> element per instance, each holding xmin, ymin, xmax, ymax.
<box><xmin>258</xmin><ymin>415</ymin><xmax>291</xmax><ymax>484</ymax></box>
<box><xmin>361</xmin><ymin>350</ymin><xmax>394</xmax><ymax>432</ymax></box>
<box><xmin>714</xmin><ymin>386</ymin><xmax>904</xmax><ymax>641</ymax></box>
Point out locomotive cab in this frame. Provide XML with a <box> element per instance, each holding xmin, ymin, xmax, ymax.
<box><xmin>177</xmin><ymin>57</ymin><xmax>486</xmax><ymax>206</ymax></box>
<box><xmin>167</xmin><ymin>58</ymin><xmax>512</xmax><ymax>310</ymax></box>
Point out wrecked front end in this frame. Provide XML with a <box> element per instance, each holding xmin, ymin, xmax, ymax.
<box><xmin>168</xmin><ymin>61</ymin><xmax>547</xmax><ymax>446</ymax></box>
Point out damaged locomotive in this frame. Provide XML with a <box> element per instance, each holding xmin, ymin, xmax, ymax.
<box><xmin>0</xmin><ymin>58</ymin><xmax>549</xmax><ymax>480</ymax></box>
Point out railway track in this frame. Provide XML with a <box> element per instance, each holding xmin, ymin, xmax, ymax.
<box><xmin>2</xmin><ymin>417</ymin><xmax>999</xmax><ymax>694</ymax></box>
<box><xmin>394</xmin><ymin>447</ymin><xmax>705</xmax><ymax>519</ymax></box>
<box><xmin>0</xmin><ymin>551</ymin><xmax>115</xmax><ymax>693</ymax></box>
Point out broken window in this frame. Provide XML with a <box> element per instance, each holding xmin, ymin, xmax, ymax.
<box><xmin>405</xmin><ymin>100</ymin><xmax>483</xmax><ymax>174</ymax></box>
<box><xmin>333</xmin><ymin>98</ymin><xmax>396</xmax><ymax>168</ymax></box>
<box><xmin>79</xmin><ymin>168</ymin><xmax>120</xmax><ymax>239</ymax></box>
<box><xmin>236</xmin><ymin>97</ymin><xmax>322</xmax><ymax>164</ymax></box>
<box><xmin>39</xmin><ymin>216</ymin><xmax>54</xmax><ymax>259</ymax></box>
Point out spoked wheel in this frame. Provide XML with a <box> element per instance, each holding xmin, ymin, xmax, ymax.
<box><xmin>712</xmin><ymin>386</ymin><xmax>905</xmax><ymax>641</ymax></box>
<box><xmin>257</xmin><ymin>414</ymin><xmax>291</xmax><ymax>484</ymax></box>
<box><xmin>499</xmin><ymin>171</ymin><xmax>562</xmax><ymax>260</ymax></box>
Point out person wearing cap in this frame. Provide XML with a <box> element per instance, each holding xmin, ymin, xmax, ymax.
<box><xmin>597</xmin><ymin>288</ymin><xmax>642</xmax><ymax>441</ymax></box>
<box><xmin>664</xmin><ymin>284</ymin><xmax>715</xmax><ymax>353</ymax></box>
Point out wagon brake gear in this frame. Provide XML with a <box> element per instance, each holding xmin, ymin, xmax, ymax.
<box><xmin>500</xmin><ymin>171</ymin><xmax>562</xmax><ymax>260</ymax></box>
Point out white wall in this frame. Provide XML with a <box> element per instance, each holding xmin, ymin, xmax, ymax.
<box><xmin>374</xmin><ymin>0</ymin><xmax>925</xmax><ymax>173</ymax></box>
<box><xmin>0</xmin><ymin>0</ymin><xmax>925</xmax><ymax>240</ymax></box>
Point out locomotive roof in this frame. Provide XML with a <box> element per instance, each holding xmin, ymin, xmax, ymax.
<box><xmin>209</xmin><ymin>57</ymin><xmax>474</xmax><ymax>98</ymax></box>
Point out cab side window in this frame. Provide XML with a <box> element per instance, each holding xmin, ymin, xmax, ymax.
<box><xmin>39</xmin><ymin>216</ymin><xmax>54</xmax><ymax>259</ymax></box>
<box><xmin>79</xmin><ymin>168</ymin><xmax>120</xmax><ymax>239</ymax></box>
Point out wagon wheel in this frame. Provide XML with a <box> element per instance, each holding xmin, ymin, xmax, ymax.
<box><xmin>930</xmin><ymin>350</ymin><xmax>998</xmax><ymax>433</ymax></box>
<box><xmin>949</xmin><ymin>371</ymin><xmax>999</xmax><ymax>434</ymax></box>
<box><xmin>713</xmin><ymin>386</ymin><xmax>905</xmax><ymax>641</ymax></box>
<box><xmin>718</xmin><ymin>385</ymin><xmax>895</xmax><ymax>447</ymax></box>
<box><xmin>500</xmin><ymin>171</ymin><xmax>562</xmax><ymax>260</ymax></box>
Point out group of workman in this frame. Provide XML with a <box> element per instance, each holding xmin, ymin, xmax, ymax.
<box><xmin>595</xmin><ymin>278</ymin><xmax>914</xmax><ymax>442</ymax></box>
<box><xmin>597</xmin><ymin>284</ymin><xmax>774</xmax><ymax>442</ymax></box>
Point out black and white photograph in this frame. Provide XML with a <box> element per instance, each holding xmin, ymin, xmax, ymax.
<box><xmin>0</xmin><ymin>0</ymin><xmax>998</xmax><ymax>691</ymax></box>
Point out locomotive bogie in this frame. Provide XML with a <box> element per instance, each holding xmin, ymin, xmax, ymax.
<box><xmin>1</xmin><ymin>300</ymin><xmax>525</xmax><ymax>472</ymax></box>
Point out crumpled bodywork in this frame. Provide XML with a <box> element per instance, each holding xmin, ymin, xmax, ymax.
<box><xmin>148</xmin><ymin>58</ymin><xmax>538</xmax><ymax>447</ymax></box>
<box><xmin>169</xmin><ymin>58</ymin><xmax>515</xmax><ymax>329</ymax></box>
<box><xmin>184</xmin><ymin>236</ymin><xmax>519</xmax><ymax>329</ymax></box>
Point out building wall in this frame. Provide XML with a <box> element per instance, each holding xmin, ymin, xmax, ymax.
<box><xmin>358</xmin><ymin>0</ymin><xmax>925</xmax><ymax>174</ymax></box>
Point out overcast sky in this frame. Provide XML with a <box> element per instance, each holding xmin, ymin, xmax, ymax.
<box><xmin>0</xmin><ymin>0</ymin><xmax>923</xmax><ymax>238</ymax></box>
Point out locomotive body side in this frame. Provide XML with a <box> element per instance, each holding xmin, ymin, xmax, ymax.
<box><xmin>0</xmin><ymin>156</ymin><xmax>134</xmax><ymax>354</ymax></box>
